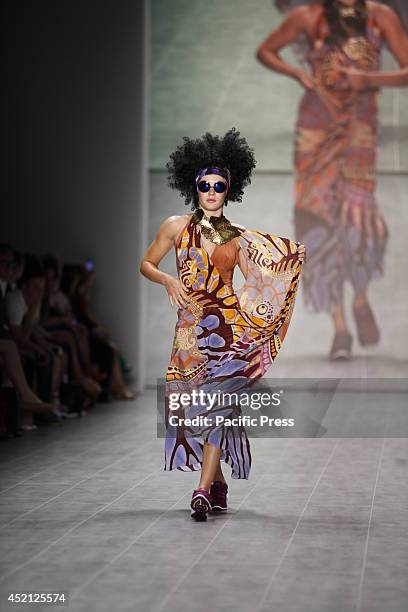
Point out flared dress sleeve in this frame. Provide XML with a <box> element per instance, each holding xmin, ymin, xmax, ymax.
<box><xmin>235</xmin><ymin>228</ymin><xmax>304</xmax><ymax>352</ymax></box>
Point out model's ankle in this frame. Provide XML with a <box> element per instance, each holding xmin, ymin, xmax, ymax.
<box><xmin>334</xmin><ymin>324</ymin><xmax>349</xmax><ymax>335</ymax></box>
<box><xmin>354</xmin><ymin>294</ymin><xmax>367</xmax><ymax>308</ymax></box>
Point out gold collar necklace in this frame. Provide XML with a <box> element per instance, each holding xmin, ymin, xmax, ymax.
<box><xmin>337</xmin><ymin>2</ymin><xmax>357</xmax><ymax>18</ymax></box>
<box><xmin>191</xmin><ymin>207</ymin><xmax>242</xmax><ymax>245</ymax></box>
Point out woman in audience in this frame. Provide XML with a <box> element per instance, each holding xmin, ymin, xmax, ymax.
<box><xmin>6</xmin><ymin>256</ymin><xmax>101</xmax><ymax>401</ymax></box>
<box><xmin>0</xmin><ymin>338</ymin><xmax>54</xmax><ymax>430</ymax></box>
<box><xmin>72</xmin><ymin>265</ymin><xmax>135</xmax><ymax>400</ymax></box>
<box><xmin>42</xmin><ymin>255</ymin><xmax>106</xmax><ymax>385</ymax></box>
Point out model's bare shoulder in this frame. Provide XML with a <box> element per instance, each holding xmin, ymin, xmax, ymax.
<box><xmin>368</xmin><ymin>1</ymin><xmax>404</xmax><ymax>42</ymax></box>
<box><xmin>368</xmin><ymin>0</ymin><xmax>396</xmax><ymax>20</ymax></box>
<box><xmin>160</xmin><ymin>214</ymin><xmax>192</xmax><ymax>246</ymax></box>
<box><xmin>291</xmin><ymin>3</ymin><xmax>322</xmax><ymax>26</ymax></box>
<box><xmin>280</xmin><ymin>3</ymin><xmax>322</xmax><ymax>40</ymax></box>
<box><xmin>367</xmin><ymin>0</ymin><xmax>387</xmax><ymax>13</ymax></box>
<box><xmin>278</xmin><ymin>5</ymin><xmax>310</xmax><ymax>32</ymax></box>
<box><xmin>303</xmin><ymin>3</ymin><xmax>325</xmax><ymax>35</ymax></box>
<box><xmin>158</xmin><ymin>214</ymin><xmax>190</xmax><ymax>238</ymax></box>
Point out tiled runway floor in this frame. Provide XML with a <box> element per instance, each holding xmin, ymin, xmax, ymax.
<box><xmin>0</xmin><ymin>393</ymin><xmax>407</xmax><ymax>612</ymax></box>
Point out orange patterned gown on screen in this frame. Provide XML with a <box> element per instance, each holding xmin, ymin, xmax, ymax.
<box><xmin>294</xmin><ymin>15</ymin><xmax>388</xmax><ymax>313</ymax></box>
<box><xmin>163</xmin><ymin>212</ymin><xmax>304</xmax><ymax>479</ymax></box>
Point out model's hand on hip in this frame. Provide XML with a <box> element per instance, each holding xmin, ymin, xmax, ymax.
<box><xmin>296</xmin><ymin>69</ymin><xmax>315</xmax><ymax>91</ymax></box>
<box><xmin>337</xmin><ymin>67</ymin><xmax>375</xmax><ymax>92</ymax></box>
<box><xmin>164</xmin><ymin>276</ymin><xmax>189</xmax><ymax>309</ymax></box>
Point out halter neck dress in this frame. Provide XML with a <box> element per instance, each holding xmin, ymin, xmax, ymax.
<box><xmin>163</xmin><ymin>214</ymin><xmax>304</xmax><ymax>479</ymax></box>
<box><xmin>293</xmin><ymin>13</ymin><xmax>388</xmax><ymax>313</ymax></box>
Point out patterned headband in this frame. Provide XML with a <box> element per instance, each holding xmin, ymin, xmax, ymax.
<box><xmin>195</xmin><ymin>166</ymin><xmax>231</xmax><ymax>191</ymax></box>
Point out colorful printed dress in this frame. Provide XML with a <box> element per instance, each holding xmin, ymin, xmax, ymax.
<box><xmin>294</xmin><ymin>15</ymin><xmax>388</xmax><ymax>313</ymax></box>
<box><xmin>164</xmin><ymin>214</ymin><xmax>303</xmax><ymax>479</ymax></box>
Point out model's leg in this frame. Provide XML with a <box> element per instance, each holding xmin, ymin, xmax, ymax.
<box><xmin>327</xmin><ymin>224</ymin><xmax>354</xmax><ymax>360</ymax></box>
<box><xmin>354</xmin><ymin>292</ymin><xmax>366</xmax><ymax>308</ymax></box>
<box><xmin>190</xmin><ymin>441</ymin><xmax>223</xmax><ymax>520</ymax></box>
<box><xmin>330</xmin><ymin>299</ymin><xmax>353</xmax><ymax>360</ymax></box>
<box><xmin>352</xmin><ymin>289</ymin><xmax>380</xmax><ymax>345</ymax></box>
<box><xmin>333</xmin><ymin>303</ymin><xmax>348</xmax><ymax>333</ymax></box>
<box><xmin>191</xmin><ymin>443</ymin><xmax>229</xmax><ymax>518</ymax></box>
<box><xmin>198</xmin><ymin>441</ymin><xmax>222</xmax><ymax>490</ymax></box>
<box><xmin>213</xmin><ymin>461</ymin><xmax>226</xmax><ymax>484</ymax></box>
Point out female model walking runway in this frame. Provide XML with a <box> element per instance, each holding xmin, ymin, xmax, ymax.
<box><xmin>257</xmin><ymin>0</ymin><xmax>408</xmax><ymax>359</ymax></box>
<box><xmin>140</xmin><ymin>128</ymin><xmax>305</xmax><ymax>520</ymax></box>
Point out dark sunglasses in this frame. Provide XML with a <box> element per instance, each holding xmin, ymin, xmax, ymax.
<box><xmin>197</xmin><ymin>180</ymin><xmax>227</xmax><ymax>194</ymax></box>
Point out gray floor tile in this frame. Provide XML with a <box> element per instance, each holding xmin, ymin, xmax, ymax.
<box><xmin>0</xmin><ymin>396</ymin><xmax>406</xmax><ymax>612</ymax></box>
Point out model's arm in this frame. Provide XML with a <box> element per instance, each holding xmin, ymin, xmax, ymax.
<box><xmin>256</xmin><ymin>6</ymin><xmax>314</xmax><ymax>90</ymax></box>
<box><xmin>340</xmin><ymin>4</ymin><xmax>408</xmax><ymax>90</ymax></box>
<box><xmin>371</xmin><ymin>4</ymin><xmax>408</xmax><ymax>86</ymax></box>
<box><xmin>139</xmin><ymin>216</ymin><xmax>189</xmax><ymax>309</ymax></box>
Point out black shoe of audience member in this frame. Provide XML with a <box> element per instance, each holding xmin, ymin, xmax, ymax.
<box><xmin>98</xmin><ymin>389</ymin><xmax>113</xmax><ymax>403</ymax></box>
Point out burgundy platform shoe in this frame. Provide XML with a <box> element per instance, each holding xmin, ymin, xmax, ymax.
<box><xmin>209</xmin><ymin>480</ymin><xmax>228</xmax><ymax>512</ymax></box>
<box><xmin>190</xmin><ymin>487</ymin><xmax>212</xmax><ymax>521</ymax></box>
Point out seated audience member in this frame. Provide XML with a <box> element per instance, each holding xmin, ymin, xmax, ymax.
<box><xmin>70</xmin><ymin>264</ymin><xmax>135</xmax><ymax>400</ymax></box>
<box><xmin>1</xmin><ymin>252</ymin><xmax>55</xmax><ymax>430</ymax></box>
<box><xmin>0</xmin><ymin>338</ymin><xmax>53</xmax><ymax>431</ymax></box>
<box><xmin>41</xmin><ymin>254</ymin><xmax>106</xmax><ymax>385</ymax></box>
<box><xmin>1</xmin><ymin>243</ymin><xmax>136</xmax><ymax>434</ymax></box>
<box><xmin>5</xmin><ymin>256</ymin><xmax>74</xmax><ymax>417</ymax></box>
<box><xmin>43</xmin><ymin>262</ymin><xmax>132</xmax><ymax>401</ymax></box>
<box><xmin>6</xmin><ymin>256</ymin><xmax>101</xmax><ymax>401</ymax></box>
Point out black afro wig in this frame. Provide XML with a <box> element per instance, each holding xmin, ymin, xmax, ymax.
<box><xmin>166</xmin><ymin>127</ymin><xmax>257</xmax><ymax>210</ymax></box>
